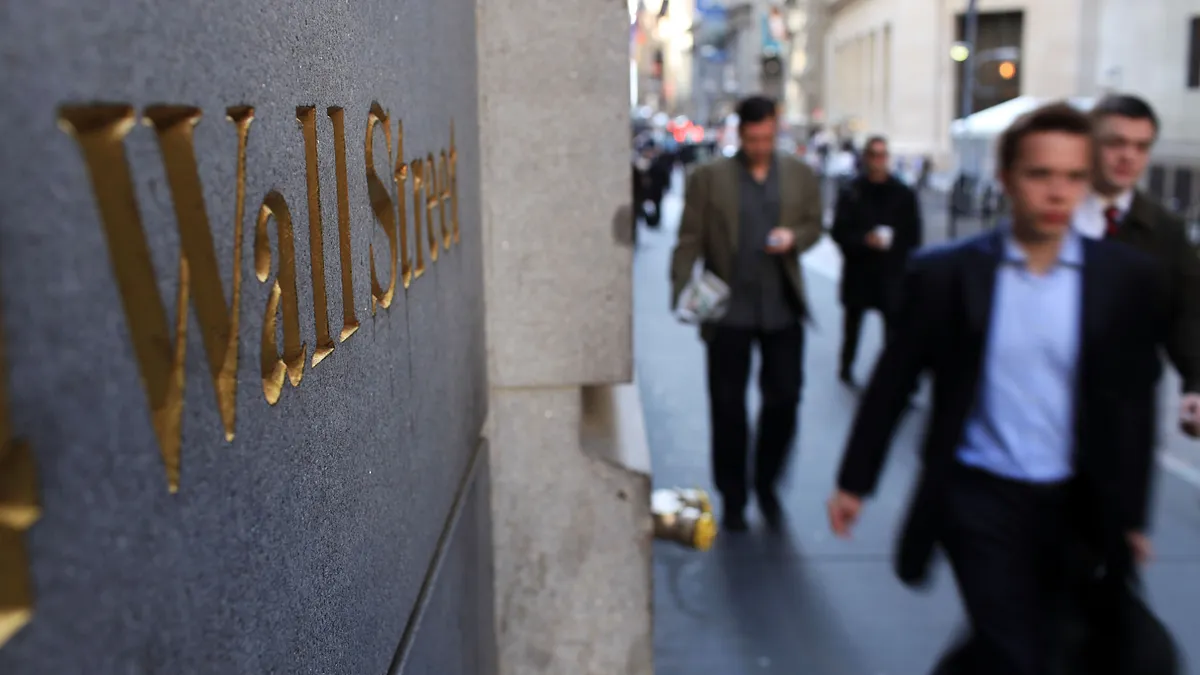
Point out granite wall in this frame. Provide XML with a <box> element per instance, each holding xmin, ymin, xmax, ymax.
<box><xmin>0</xmin><ymin>1</ymin><xmax>493</xmax><ymax>673</ymax></box>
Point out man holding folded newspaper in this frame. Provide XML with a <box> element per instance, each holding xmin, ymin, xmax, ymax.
<box><xmin>669</xmin><ymin>95</ymin><xmax>824</xmax><ymax>532</ymax></box>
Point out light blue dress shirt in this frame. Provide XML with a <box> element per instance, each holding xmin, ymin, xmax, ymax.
<box><xmin>956</xmin><ymin>232</ymin><xmax>1084</xmax><ymax>483</ymax></box>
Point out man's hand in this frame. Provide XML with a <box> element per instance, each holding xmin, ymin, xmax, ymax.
<box><xmin>1126</xmin><ymin>531</ymin><xmax>1154</xmax><ymax>565</ymax></box>
<box><xmin>827</xmin><ymin>490</ymin><xmax>864</xmax><ymax>538</ymax></box>
<box><xmin>765</xmin><ymin>227</ymin><xmax>796</xmax><ymax>254</ymax></box>
<box><xmin>864</xmin><ymin>231</ymin><xmax>886</xmax><ymax>250</ymax></box>
<box><xmin>1180</xmin><ymin>394</ymin><xmax>1200</xmax><ymax>438</ymax></box>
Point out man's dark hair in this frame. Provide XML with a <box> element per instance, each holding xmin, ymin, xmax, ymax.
<box><xmin>864</xmin><ymin>135</ymin><xmax>888</xmax><ymax>153</ymax></box>
<box><xmin>1091</xmin><ymin>93</ymin><xmax>1160</xmax><ymax>132</ymax></box>
<box><xmin>736</xmin><ymin>96</ymin><xmax>777</xmax><ymax>129</ymax></box>
<box><xmin>997</xmin><ymin>102</ymin><xmax>1093</xmax><ymax>172</ymax></box>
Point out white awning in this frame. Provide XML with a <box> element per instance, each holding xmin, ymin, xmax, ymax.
<box><xmin>949</xmin><ymin>96</ymin><xmax>1097</xmax><ymax>140</ymax></box>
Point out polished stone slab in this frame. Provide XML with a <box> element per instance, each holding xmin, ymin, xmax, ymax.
<box><xmin>0</xmin><ymin>1</ymin><xmax>489</xmax><ymax>672</ymax></box>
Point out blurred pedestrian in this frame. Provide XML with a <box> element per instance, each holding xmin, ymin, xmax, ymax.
<box><xmin>670</xmin><ymin>95</ymin><xmax>823</xmax><ymax>532</ymax></box>
<box><xmin>828</xmin><ymin>103</ymin><xmax>1169</xmax><ymax>674</ymax></box>
<box><xmin>633</xmin><ymin>138</ymin><xmax>671</xmax><ymax>230</ymax></box>
<box><xmin>830</xmin><ymin>135</ymin><xmax>923</xmax><ymax>386</ymax></box>
<box><xmin>1075</xmin><ymin>94</ymin><xmax>1200</xmax><ymax>438</ymax></box>
<box><xmin>829</xmin><ymin>139</ymin><xmax>858</xmax><ymax>191</ymax></box>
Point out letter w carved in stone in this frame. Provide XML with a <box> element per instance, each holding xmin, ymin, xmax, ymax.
<box><xmin>58</xmin><ymin>104</ymin><xmax>254</xmax><ymax>493</ymax></box>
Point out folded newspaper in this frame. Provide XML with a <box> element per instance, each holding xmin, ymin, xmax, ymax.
<box><xmin>675</xmin><ymin>269</ymin><xmax>730</xmax><ymax>324</ymax></box>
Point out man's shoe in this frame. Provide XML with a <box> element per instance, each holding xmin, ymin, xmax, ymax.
<box><xmin>838</xmin><ymin>368</ymin><xmax>856</xmax><ymax>387</ymax></box>
<box><xmin>758</xmin><ymin>491</ymin><xmax>784</xmax><ymax>531</ymax></box>
<box><xmin>722</xmin><ymin>509</ymin><xmax>749</xmax><ymax>532</ymax></box>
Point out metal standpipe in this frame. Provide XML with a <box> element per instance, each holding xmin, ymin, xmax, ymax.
<box><xmin>651</xmin><ymin>487</ymin><xmax>718</xmax><ymax>551</ymax></box>
<box><xmin>960</xmin><ymin>0</ymin><xmax>979</xmax><ymax>124</ymax></box>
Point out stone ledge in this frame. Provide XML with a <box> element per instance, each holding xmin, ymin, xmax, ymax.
<box><xmin>486</xmin><ymin>387</ymin><xmax>653</xmax><ymax>675</ymax></box>
<box><xmin>580</xmin><ymin>382</ymin><xmax>653</xmax><ymax>478</ymax></box>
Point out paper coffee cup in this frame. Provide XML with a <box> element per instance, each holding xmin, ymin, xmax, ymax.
<box><xmin>874</xmin><ymin>225</ymin><xmax>894</xmax><ymax>248</ymax></box>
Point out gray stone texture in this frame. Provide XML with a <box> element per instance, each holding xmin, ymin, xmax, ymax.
<box><xmin>477</xmin><ymin>0</ymin><xmax>634</xmax><ymax>389</ymax></box>
<box><xmin>487</xmin><ymin>388</ymin><xmax>653</xmax><ymax>675</ymax></box>
<box><xmin>475</xmin><ymin>0</ymin><xmax>652</xmax><ymax>672</ymax></box>
<box><xmin>0</xmin><ymin>1</ymin><xmax>492</xmax><ymax>673</ymax></box>
<box><xmin>388</xmin><ymin>443</ymin><xmax>497</xmax><ymax>675</ymax></box>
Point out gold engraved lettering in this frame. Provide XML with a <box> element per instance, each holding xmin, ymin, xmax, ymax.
<box><xmin>450</xmin><ymin>121</ymin><xmax>460</xmax><ymax>245</ymax></box>
<box><xmin>57</xmin><ymin>103</ymin><xmax>251</xmax><ymax>492</ymax></box>
<box><xmin>438</xmin><ymin>149</ymin><xmax>452</xmax><ymax>251</ymax></box>
<box><xmin>255</xmin><ymin>190</ymin><xmax>306</xmax><ymax>404</ymax></box>
<box><xmin>297</xmin><ymin>107</ymin><xmax>336</xmax><ymax>366</ymax></box>
<box><xmin>425</xmin><ymin>154</ymin><xmax>440</xmax><ymax>262</ymax></box>
<box><xmin>0</xmin><ymin>300</ymin><xmax>40</xmax><ymax>648</ymax></box>
<box><xmin>327</xmin><ymin>107</ymin><xmax>360</xmax><ymax>341</ymax></box>
<box><xmin>365</xmin><ymin>102</ymin><xmax>398</xmax><ymax>312</ymax></box>
<box><xmin>392</xmin><ymin>120</ymin><xmax>413</xmax><ymax>289</ymax></box>
<box><xmin>411</xmin><ymin>157</ymin><xmax>426</xmax><ymax>278</ymax></box>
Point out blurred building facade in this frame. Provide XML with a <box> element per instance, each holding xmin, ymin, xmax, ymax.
<box><xmin>1095</xmin><ymin>0</ymin><xmax>1200</xmax><ymax>213</ymax></box>
<box><xmin>633</xmin><ymin>0</ymin><xmax>822</xmax><ymax>132</ymax></box>
<box><xmin>819</xmin><ymin>0</ymin><xmax>1200</xmax><ymax>181</ymax></box>
<box><xmin>632</xmin><ymin>1</ymin><xmax>667</xmax><ymax>111</ymax></box>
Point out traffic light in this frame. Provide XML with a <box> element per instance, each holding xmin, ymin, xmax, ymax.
<box><xmin>762</xmin><ymin>54</ymin><xmax>783</xmax><ymax>78</ymax></box>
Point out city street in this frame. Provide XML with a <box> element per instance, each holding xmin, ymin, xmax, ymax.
<box><xmin>637</xmin><ymin>172</ymin><xmax>1200</xmax><ymax>674</ymax></box>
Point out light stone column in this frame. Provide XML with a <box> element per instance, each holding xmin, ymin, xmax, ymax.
<box><xmin>858</xmin><ymin>34</ymin><xmax>869</xmax><ymax>130</ymax></box>
<box><xmin>852</xmin><ymin>36</ymin><xmax>864</xmax><ymax>125</ymax></box>
<box><xmin>867</xmin><ymin>30</ymin><xmax>877</xmax><ymax>131</ymax></box>
<box><xmin>474</xmin><ymin>0</ymin><xmax>652</xmax><ymax>673</ymax></box>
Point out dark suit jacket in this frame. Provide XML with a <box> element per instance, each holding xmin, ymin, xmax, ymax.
<box><xmin>1111</xmin><ymin>192</ymin><xmax>1200</xmax><ymax>393</ymax></box>
<box><xmin>829</xmin><ymin>175</ymin><xmax>923</xmax><ymax>309</ymax></box>
<box><xmin>669</xmin><ymin>155</ymin><xmax>824</xmax><ymax>339</ymax></box>
<box><xmin>835</xmin><ymin>230</ymin><xmax>1167</xmax><ymax>587</ymax></box>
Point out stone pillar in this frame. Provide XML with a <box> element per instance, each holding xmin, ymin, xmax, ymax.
<box><xmin>474</xmin><ymin>0</ymin><xmax>652</xmax><ymax>673</ymax></box>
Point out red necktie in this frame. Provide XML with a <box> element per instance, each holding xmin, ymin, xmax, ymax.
<box><xmin>1104</xmin><ymin>206</ymin><xmax>1122</xmax><ymax>238</ymax></box>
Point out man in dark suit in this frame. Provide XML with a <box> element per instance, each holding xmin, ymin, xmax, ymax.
<box><xmin>826</xmin><ymin>103</ymin><xmax>1167</xmax><ymax>674</ymax></box>
<box><xmin>633</xmin><ymin>137</ymin><xmax>674</xmax><ymax>229</ymax></box>
<box><xmin>830</xmin><ymin>135</ymin><xmax>923</xmax><ymax>386</ymax></box>
<box><xmin>670</xmin><ymin>95</ymin><xmax>823</xmax><ymax>531</ymax></box>
<box><xmin>1074</xmin><ymin>94</ymin><xmax>1200</xmax><ymax>439</ymax></box>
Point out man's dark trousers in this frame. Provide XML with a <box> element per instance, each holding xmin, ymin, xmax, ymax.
<box><xmin>932</xmin><ymin>466</ymin><xmax>1073</xmax><ymax>675</ymax></box>
<box><xmin>840</xmin><ymin>299</ymin><xmax>897</xmax><ymax>376</ymax></box>
<box><xmin>929</xmin><ymin>471</ymin><xmax>1182</xmax><ymax>675</ymax></box>
<box><xmin>705</xmin><ymin>323</ymin><xmax>804</xmax><ymax>511</ymax></box>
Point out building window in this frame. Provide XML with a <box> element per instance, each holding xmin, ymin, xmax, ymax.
<box><xmin>1148</xmin><ymin>165</ymin><xmax>1167</xmax><ymax>201</ymax></box>
<box><xmin>1174</xmin><ymin>168</ymin><xmax>1194</xmax><ymax>214</ymax></box>
<box><xmin>954</xmin><ymin>11</ymin><xmax>1024</xmax><ymax>117</ymax></box>
<box><xmin>1189</xmin><ymin>17</ymin><xmax>1200</xmax><ymax>88</ymax></box>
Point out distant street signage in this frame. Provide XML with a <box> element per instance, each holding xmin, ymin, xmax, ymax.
<box><xmin>693</xmin><ymin>0</ymin><xmax>728</xmax><ymax>61</ymax></box>
<box><xmin>762</xmin><ymin>7</ymin><xmax>787</xmax><ymax>56</ymax></box>
<box><xmin>696</xmin><ymin>0</ymin><xmax>727</xmax><ymax>27</ymax></box>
